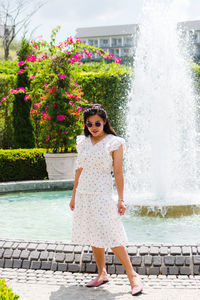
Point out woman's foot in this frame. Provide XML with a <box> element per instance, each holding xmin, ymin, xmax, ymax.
<box><xmin>86</xmin><ymin>272</ymin><xmax>109</xmax><ymax>287</ymax></box>
<box><xmin>130</xmin><ymin>274</ymin><xmax>143</xmax><ymax>296</ymax></box>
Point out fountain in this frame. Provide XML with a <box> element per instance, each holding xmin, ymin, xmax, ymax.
<box><xmin>124</xmin><ymin>0</ymin><xmax>200</xmax><ymax>217</ymax></box>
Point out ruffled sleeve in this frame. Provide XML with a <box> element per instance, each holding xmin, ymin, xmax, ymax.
<box><xmin>108</xmin><ymin>135</ymin><xmax>127</xmax><ymax>154</ymax></box>
<box><xmin>75</xmin><ymin>134</ymin><xmax>85</xmax><ymax>171</ymax></box>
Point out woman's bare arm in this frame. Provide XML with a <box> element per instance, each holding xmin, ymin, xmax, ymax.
<box><xmin>69</xmin><ymin>167</ymin><xmax>83</xmax><ymax>210</ymax></box>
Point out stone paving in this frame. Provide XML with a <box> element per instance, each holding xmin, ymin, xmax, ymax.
<box><xmin>1</xmin><ymin>238</ymin><xmax>200</xmax><ymax>276</ymax></box>
<box><xmin>1</xmin><ymin>268</ymin><xmax>200</xmax><ymax>300</ymax></box>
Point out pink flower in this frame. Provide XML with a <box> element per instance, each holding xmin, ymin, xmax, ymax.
<box><xmin>29</xmin><ymin>76</ymin><xmax>35</xmax><ymax>80</ymax></box>
<box><xmin>57</xmin><ymin>115</ymin><xmax>65</xmax><ymax>121</ymax></box>
<box><xmin>77</xmin><ymin>107</ymin><xmax>82</xmax><ymax>112</ymax></box>
<box><xmin>24</xmin><ymin>95</ymin><xmax>31</xmax><ymax>101</ymax></box>
<box><xmin>59</xmin><ymin>74</ymin><xmax>66</xmax><ymax>79</ymax></box>
<box><xmin>18</xmin><ymin>61</ymin><xmax>25</xmax><ymax>66</ymax></box>
<box><xmin>2</xmin><ymin>96</ymin><xmax>8</xmax><ymax>100</ymax></box>
<box><xmin>26</xmin><ymin>53</ymin><xmax>36</xmax><ymax>62</ymax></box>
<box><xmin>115</xmin><ymin>57</ymin><xmax>121</xmax><ymax>64</ymax></box>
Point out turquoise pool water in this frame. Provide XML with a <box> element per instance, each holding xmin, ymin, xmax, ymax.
<box><xmin>0</xmin><ymin>190</ymin><xmax>200</xmax><ymax>243</ymax></box>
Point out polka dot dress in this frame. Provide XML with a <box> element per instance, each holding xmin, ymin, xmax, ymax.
<box><xmin>71</xmin><ymin>133</ymin><xmax>128</xmax><ymax>248</ymax></box>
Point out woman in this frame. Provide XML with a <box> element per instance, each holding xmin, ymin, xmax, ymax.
<box><xmin>69</xmin><ymin>103</ymin><xmax>143</xmax><ymax>296</ymax></box>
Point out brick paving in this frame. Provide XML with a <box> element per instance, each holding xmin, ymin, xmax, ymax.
<box><xmin>1</xmin><ymin>268</ymin><xmax>200</xmax><ymax>300</ymax></box>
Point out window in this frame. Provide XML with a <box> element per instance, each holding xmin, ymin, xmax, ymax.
<box><xmin>112</xmin><ymin>38</ymin><xmax>122</xmax><ymax>47</ymax></box>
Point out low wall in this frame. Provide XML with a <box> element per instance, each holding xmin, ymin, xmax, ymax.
<box><xmin>0</xmin><ymin>238</ymin><xmax>200</xmax><ymax>276</ymax></box>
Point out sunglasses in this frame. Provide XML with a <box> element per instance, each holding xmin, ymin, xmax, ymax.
<box><xmin>86</xmin><ymin>121</ymin><xmax>102</xmax><ymax>128</ymax></box>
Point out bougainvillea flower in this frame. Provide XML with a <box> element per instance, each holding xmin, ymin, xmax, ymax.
<box><xmin>57</xmin><ymin>115</ymin><xmax>65</xmax><ymax>121</ymax></box>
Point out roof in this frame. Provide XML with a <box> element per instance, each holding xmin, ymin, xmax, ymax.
<box><xmin>75</xmin><ymin>24</ymin><xmax>138</xmax><ymax>38</ymax></box>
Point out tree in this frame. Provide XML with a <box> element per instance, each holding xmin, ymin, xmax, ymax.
<box><xmin>12</xmin><ymin>37</ymin><xmax>35</xmax><ymax>148</ymax></box>
<box><xmin>0</xmin><ymin>0</ymin><xmax>46</xmax><ymax>59</ymax></box>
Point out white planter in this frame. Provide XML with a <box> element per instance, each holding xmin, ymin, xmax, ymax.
<box><xmin>43</xmin><ymin>153</ymin><xmax>78</xmax><ymax>180</ymax></box>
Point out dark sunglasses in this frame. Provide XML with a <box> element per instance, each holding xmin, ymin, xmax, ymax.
<box><xmin>86</xmin><ymin>121</ymin><xmax>102</xmax><ymax>128</ymax></box>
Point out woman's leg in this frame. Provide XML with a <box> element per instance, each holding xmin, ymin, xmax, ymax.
<box><xmin>91</xmin><ymin>246</ymin><xmax>109</xmax><ymax>280</ymax></box>
<box><xmin>111</xmin><ymin>245</ymin><xmax>141</xmax><ymax>288</ymax></box>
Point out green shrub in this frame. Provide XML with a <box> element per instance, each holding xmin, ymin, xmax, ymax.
<box><xmin>0</xmin><ymin>278</ymin><xmax>19</xmax><ymax>299</ymax></box>
<box><xmin>72</xmin><ymin>62</ymin><xmax>133</xmax><ymax>137</ymax></box>
<box><xmin>0</xmin><ymin>148</ymin><xmax>48</xmax><ymax>182</ymax></box>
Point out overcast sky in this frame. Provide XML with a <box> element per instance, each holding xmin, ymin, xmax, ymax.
<box><xmin>17</xmin><ymin>0</ymin><xmax>200</xmax><ymax>42</ymax></box>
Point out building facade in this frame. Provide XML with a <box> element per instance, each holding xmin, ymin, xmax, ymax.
<box><xmin>75</xmin><ymin>21</ymin><xmax>200</xmax><ymax>63</ymax></box>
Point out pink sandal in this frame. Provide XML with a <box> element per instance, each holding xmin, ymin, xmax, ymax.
<box><xmin>86</xmin><ymin>278</ymin><xmax>109</xmax><ymax>287</ymax></box>
<box><xmin>131</xmin><ymin>275</ymin><xmax>143</xmax><ymax>296</ymax></box>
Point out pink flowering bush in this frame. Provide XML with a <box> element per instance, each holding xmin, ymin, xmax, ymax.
<box><xmin>1</xmin><ymin>26</ymin><xmax>120</xmax><ymax>152</ymax></box>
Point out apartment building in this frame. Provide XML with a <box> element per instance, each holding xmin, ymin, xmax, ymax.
<box><xmin>75</xmin><ymin>24</ymin><xmax>139</xmax><ymax>61</ymax></box>
<box><xmin>75</xmin><ymin>21</ymin><xmax>200</xmax><ymax>62</ymax></box>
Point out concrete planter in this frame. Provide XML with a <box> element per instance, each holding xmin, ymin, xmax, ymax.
<box><xmin>43</xmin><ymin>153</ymin><xmax>77</xmax><ymax>180</ymax></box>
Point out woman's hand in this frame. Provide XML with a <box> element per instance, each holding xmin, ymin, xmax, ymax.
<box><xmin>117</xmin><ymin>201</ymin><xmax>126</xmax><ymax>216</ymax></box>
<box><xmin>69</xmin><ymin>198</ymin><xmax>75</xmax><ymax>211</ymax></box>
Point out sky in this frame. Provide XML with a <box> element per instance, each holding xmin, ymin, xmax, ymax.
<box><xmin>16</xmin><ymin>0</ymin><xmax>200</xmax><ymax>42</ymax></box>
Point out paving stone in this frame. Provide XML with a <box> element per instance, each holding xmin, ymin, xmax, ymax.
<box><xmin>30</xmin><ymin>251</ymin><xmax>40</xmax><ymax>260</ymax></box>
<box><xmin>164</xmin><ymin>256</ymin><xmax>175</xmax><ymax>265</ymax></box>
<box><xmin>86</xmin><ymin>263</ymin><xmax>97</xmax><ymax>273</ymax></box>
<box><xmin>11</xmin><ymin>242</ymin><xmax>19</xmax><ymax>249</ymax></box>
<box><xmin>48</xmin><ymin>252</ymin><xmax>54</xmax><ymax>261</ymax></box>
<box><xmin>47</xmin><ymin>244</ymin><xmax>57</xmax><ymax>251</ymax></box>
<box><xmin>4</xmin><ymin>259</ymin><xmax>13</xmax><ymax>268</ymax></box>
<box><xmin>55</xmin><ymin>253</ymin><xmax>65</xmax><ymax>262</ymax></box>
<box><xmin>51</xmin><ymin>262</ymin><xmax>57</xmax><ymax>271</ymax></box>
<box><xmin>41</xmin><ymin>261</ymin><xmax>52</xmax><ymax>270</ymax></box>
<box><xmin>107</xmin><ymin>264</ymin><xmax>115</xmax><ymax>274</ymax></box>
<box><xmin>160</xmin><ymin>266</ymin><xmax>168</xmax><ymax>275</ymax></box>
<box><xmin>91</xmin><ymin>255</ymin><xmax>96</xmax><ymax>263</ymax></box>
<box><xmin>105</xmin><ymin>254</ymin><xmax>113</xmax><ymax>264</ymax></box>
<box><xmin>55</xmin><ymin>245</ymin><xmax>64</xmax><ymax>252</ymax></box>
<box><xmin>65</xmin><ymin>253</ymin><xmax>74</xmax><ymax>263</ymax></box>
<box><xmin>114</xmin><ymin>256</ymin><xmax>121</xmax><ymax>265</ymax></box>
<box><xmin>37</xmin><ymin>243</ymin><xmax>48</xmax><ymax>251</ymax></box>
<box><xmin>31</xmin><ymin>261</ymin><xmax>41</xmax><ymax>270</ymax></box>
<box><xmin>13</xmin><ymin>259</ymin><xmax>22</xmax><ymax>268</ymax></box>
<box><xmin>20</xmin><ymin>250</ymin><xmax>30</xmax><ymax>259</ymax></box>
<box><xmin>139</xmin><ymin>246</ymin><xmax>149</xmax><ymax>255</ymax></box>
<box><xmin>180</xmin><ymin>266</ymin><xmax>191</xmax><ymax>275</ymax></box>
<box><xmin>40</xmin><ymin>251</ymin><xmax>49</xmax><ymax>261</ymax></box>
<box><xmin>63</xmin><ymin>245</ymin><xmax>74</xmax><ymax>253</ymax></box>
<box><xmin>170</xmin><ymin>247</ymin><xmax>181</xmax><ymax>255</ymax></box>
<box><xmin>3</xmin><ymin>242</ymin><xmax>13</xmax><ymax>249</ymax></box>
<box><xmin>74</xmin><ymin>246</ymin><xmax>82</xmax><ymax>253</ymax></box>
<box><xmin>18</xmin><ymin>243</ymin><xmax>28</xmax><ymax>250</ymax></box>
<box><xmin>160</xmin><ymin>247</ymin><xmax>168</xmax><ymax>255</ymax></box>
<box><xmin>149</xmin><ymin>267</ymin><xmax>160</xmax><ymax>275</ymax></box>
<box><xmin>182</xmin><ymin>246</ymin><xmax>191</xmax><ymax>255</ymax></box>
<box><xmin>169</xmin><ymin>266</ymin><xmax>179</xmax><ymax>275</ymax></box>
<box><xmin>150</xmin><ymin>247</ymin><xmax>159</xmax><ymax>255</ymax></box>
<box><xmin>12</xmin><ymin>250</ymin><xmax>21</xmax><ymax>259</ymax></box>
<box><xmin>0</xmin><ymin>249</ymin><xmax>4</xmax><ymax>258</ymax></box>
<box><xmin>0</xmin><ymin>259</ymin><xmax>4</xmax><ymax>267</ymax></box>
<box><xmin>27</xmin><ymin>243</ymin><xmax>38</xmax><ymax>251</ymax></box>
<box><xmin>68</xmin><ymin>263</ymin><xmax>80</xmax><ymax>272</ymax></box>
<box><xmin>57</xmin><ymin>263</ymin><xmax>67</xmax><ymax>272</ymax></box>
<box><xmin>192</xmin><ymin>247</ymin><xmax>197</xmax><ymax>255</ymax></box>
<box><xmin>137</xmin><ymin>267</ymin><xmax>146</xmax><ymax>275</ymax></box>
<box><xmin>153</xmin><ymin>256</ymin><xmax>162</xmax><ymax>266</ymax></box>
<box><xmin>3</xmin><ymin>249</ymin><xmax>13</xmax><ymax>258</ymax></box>
<box><xmin>185</xmin><ymin>256</ymin><xmax>191</xmax><ymax>266</ymax></box>
<box><xmin>144</xmin><ymin>255</ymin><xmax>152</xmax><ymax>266</ymax></box>
<box><xmin>82</xmin><ymin>253</ymin><xmax>92</xmax><ymax>263</ymax></box>
<box><xmin>22</xmin><ymin>260</ymin><xmax>31</xmax><ymax>269</ymax></box>
<box><xmin>80</xmin><ymin>262</ymin><xmax>85</xmax><ymax>272</ymax></box>
<box><xmin>0</xmin><ymin>241</ymin><xmax>5</xmax><ymax>247</ymax></box>
<box><xmin>74</xmin><ymin>254</ymin><xmax>81</xmax><ymax>263</ymax></box>
<box><xmin>127</xmin><ymin>247</ymin><xmax>137</xmax><ymax>255</ymax></box>
<box><xmin>193</xmin><ymin>256</ymin><xmax>200</xmax><ymax>265</ymax></box>
<box><xmin>175</xmin><ymin>256</ymin><xmax>185</xmax><ymax>266</ymax></box>
<box><xmin>116</xmin><ymin>265</ymin><xmax>125</xmax><ymax>274</ymax></box>
<box><xmin>194</xmin><ymin>265</ymin><xmax>200</xmax><ymax>275</ymax></box>
<box><xmin>131</xmin><ymin>256</ymin><xmax>142</xmax><ymax>266</ymax></box>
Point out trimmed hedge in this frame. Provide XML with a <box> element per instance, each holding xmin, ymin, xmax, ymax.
<box><xmin>0</xmin><ymin>148</ymin><xmax>48</xmax><ymax>182</ymax></box>
<box><xmin>72</xmin><ymin>62</ymin><xmax>133</xmax><ymax>137</ymax></box>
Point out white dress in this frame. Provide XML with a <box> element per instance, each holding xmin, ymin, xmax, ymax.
<box><xmin>71</xmin><ymin>133</ymin><xmax>128</xmax><ymax>248</ymax></box>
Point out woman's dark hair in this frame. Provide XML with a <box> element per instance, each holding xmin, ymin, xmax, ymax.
<box><xmin>83</xmin><ymin>103</ymin><xmax>117</xmax><ymax>136</ymax></box>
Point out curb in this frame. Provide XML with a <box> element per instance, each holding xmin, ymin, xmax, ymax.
<box><xmin>0</xmin><ymin>238</ymin><xmax>200</xmax><ymax>276</ymax></box>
